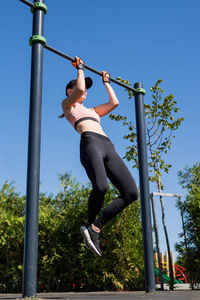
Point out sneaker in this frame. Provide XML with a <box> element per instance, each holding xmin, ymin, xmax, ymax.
<box><xmin>80</xmin><ymin>225</ymin><xmax>102</xmax><ymax>256</ymax></box>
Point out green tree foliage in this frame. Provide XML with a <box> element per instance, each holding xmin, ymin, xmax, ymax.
<box><xmin>175</xmin><ymin>162</ymin><xmax>200</xmax><ymax>283</ymax></box>
<box><xmin>0</xmin><ymin>173</ymin><xmax>144</xmax><ymax>293</ymax></box>
<box><xmin>110</xmin><ymin>79</ymin><xmax>184</xmax><ymax>187</ymax></box>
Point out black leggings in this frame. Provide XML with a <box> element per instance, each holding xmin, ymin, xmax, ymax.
<box><xmin>80</xmin><ymin>131</ymin><xmax>138</xmax><ymax>229</ymax></box>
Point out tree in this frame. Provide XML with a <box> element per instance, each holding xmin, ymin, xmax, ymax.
<box><xmin>175</xmin><ymin>162</ymin><xmax>200</xmax><ymax>285</ymax></box>
<box><xmin>110</xmin><ymin>78</ymin><xmax>184</xmax><ymax>289</ymax></box>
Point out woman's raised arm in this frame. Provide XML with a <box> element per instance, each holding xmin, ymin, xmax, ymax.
<box><xmin>62</xmin><ymin>57</ymin><xmax>85</xmax><ymax>110</ymax></box>
<box><xmin>94</xmin><ymin>72</ymin><xmax>119</xmax><ymax>117</ymax></box>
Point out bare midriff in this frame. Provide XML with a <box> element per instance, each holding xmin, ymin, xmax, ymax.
<box><xmin>76</xmin><ymin>119</ymin><xmax>108</xmax><ymax>137</ymax></box>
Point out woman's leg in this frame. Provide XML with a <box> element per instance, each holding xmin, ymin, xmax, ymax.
<box><xmin>94</xmin><ymin>142</ymin><xmax>138</xmax><ymax>229</ymax></box>
<box><xmin>80</xmin><ymin>134</ymin><xmax>109</xmax><ymax>256</ymax></box>
<box><xmin>80</xmin><ymin>139</ymin><xmax>108</xmax><ymax>226</ymax></box>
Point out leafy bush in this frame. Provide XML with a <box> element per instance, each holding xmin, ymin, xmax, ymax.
<box><xmin>0</xmin><ymin>173</ymin><xmax>144</xmax><ymax>292</ymax></box>
<box><xmin>0</xmin><ymin>182</ymin><xmax>25</xmax><ymax>292</ymax></box>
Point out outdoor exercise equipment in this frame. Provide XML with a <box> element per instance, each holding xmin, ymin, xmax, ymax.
<box><xmin>19</xmin><ymin>0</ymin><xmax>156</xmax><ymax>297</ymax></box>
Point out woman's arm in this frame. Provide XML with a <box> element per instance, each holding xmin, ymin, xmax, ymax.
<box><xmin>94</xmin><ymin>72</ymin><xmax>119</xmax><ymax>117</ymax></box>
<box><xmin>62</xmin><ymin>58</ymin><xmax>85</xmax><ymax>110</ymax></box>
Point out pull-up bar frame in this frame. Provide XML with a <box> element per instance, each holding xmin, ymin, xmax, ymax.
<box><xmin>19</xmin><ymin>0</ymin><xmax>155</xmax><ymax>297</ymax></box>
<box><xmin>29</xmin><ymin>38</ymin><xmax>141</xmax><ymax>94</ymax></box>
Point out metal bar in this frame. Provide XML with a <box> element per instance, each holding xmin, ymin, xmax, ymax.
<box><xmin>45</xmin><ymin>44</ymin><xmax>137</xmax><ymax>93</ymax></box>
<box><xmin>22</xmin><ymin>0</ymin><xmax>45</xmax><ymax>298</ymax></box>
<box><xmin>134</xmin><ymin>82</ymin><xmax>156</xmax><ymax>292</ymax></box>
<box><xmin>19</xmin><ymin>0</ymin><xmax>34</xmax><ymax>8</ymax></box>
<box><xmin>152</xmin><ymin>192</ymin><xmax>182</xmax><ymax>198</ymax></box>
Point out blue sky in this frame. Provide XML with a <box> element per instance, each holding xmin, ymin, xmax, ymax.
<box><xmin>1</xmin><ymin>0</ymin><xmax>200</xmax><ymax>259</ymax></box>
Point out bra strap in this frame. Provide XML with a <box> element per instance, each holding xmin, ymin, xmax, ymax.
<box><xmin>75</xmin><ymin>117</ymin><xmax>100</xmax><ymax>130</ymax></box>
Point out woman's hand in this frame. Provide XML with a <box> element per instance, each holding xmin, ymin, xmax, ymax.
<box><xmin>72</xmin><ymin>56</ymin><xmax>84</xmax><ymax>70</ymax></box>
<box><xmin>102</xmin><ymin>71</ymin><xmax>110</xmax><ymax>84</ymax></box>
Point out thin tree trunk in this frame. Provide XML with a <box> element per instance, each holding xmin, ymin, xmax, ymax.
<box><xmin>158</xmin><ymin>190</ymin><xmax>174</xmax><ymax>290</ymax></box>
<box><xmin>148</xmin><ymin>132</ymin><xmax>174</xmax><ymax>289</ymax></box>
<box><xmin>151</xmin><ymin>194</ymin><xmax>164</xmax><ymax>290</ymax></box>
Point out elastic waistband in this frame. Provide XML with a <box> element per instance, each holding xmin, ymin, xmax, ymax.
<box><xmin>81</xmin><ymin>131</ymin><xmax>111</xmax><ymax>142</ymax></box>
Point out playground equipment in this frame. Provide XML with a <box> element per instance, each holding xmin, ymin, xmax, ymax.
<box><xmin>19</xmin><ymin>0</ymin><xmax>156</xmax><ymax>297</ymax></box>
<box><xmin>154</xmin><ymin>252</ymin><xmax>189</xmax><ymax>285</ymax></box>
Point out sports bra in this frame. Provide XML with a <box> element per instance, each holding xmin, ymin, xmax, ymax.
<box><xmin>69</xmin><ymin>102</ymin><xmax>100</xmax><ymax>130</ymax></box>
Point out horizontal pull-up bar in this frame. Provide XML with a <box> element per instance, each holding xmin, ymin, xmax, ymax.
<box><xmin>45</xmin><ymin>44</ymin><xmax>138</xmax><ymax>93</ymax></box>
<box><xmin>19</xmin><ymin>0</ymin><xmax>33</xmax><ymax>8</ymax></box>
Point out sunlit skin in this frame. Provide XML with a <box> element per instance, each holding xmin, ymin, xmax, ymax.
<box><xmin>62</xmin><ymin>69</ymin><xmax>119</xmax><ymax>138</ymax></box>
<box><xmin>67</xmin><ymin>86</ymin><xmax>87</xmax><ymax>103</ymax></box>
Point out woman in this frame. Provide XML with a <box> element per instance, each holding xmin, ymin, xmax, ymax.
<box><xmin>61</xmin><ymin>57</ymin><xmax>138</xmax><ymax>257</ymax></box>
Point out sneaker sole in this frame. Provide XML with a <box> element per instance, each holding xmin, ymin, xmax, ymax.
<box><xmin>80</xmin><ymin>226</ymin><xmax>97</xmax><ymax>255</ymax></box>
<box><xmin>80</xmin><ymin>226</ymin><xmax>102</xmax><ymax>256</ymax></box>
<box><xmin>80</xmin><ymin>226</ymin><xmax>92</xmax><ymax>250</ymax></box>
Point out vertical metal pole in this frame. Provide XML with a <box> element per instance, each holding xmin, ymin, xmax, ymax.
<box><xmin>23</xmin><ymin>1</ymin><xmax>45</xmax><ymax>297</ymax></box>
<box><xmin>134</xmin><ymin>82</ymin><xmax>156</xmax><ymax>292</ymax></box>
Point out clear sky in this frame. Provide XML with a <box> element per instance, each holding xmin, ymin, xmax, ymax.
<box><xmin>1</xmin><ymin>0</ymin><xmax>200</xmax><ymax>260</ymax></box>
